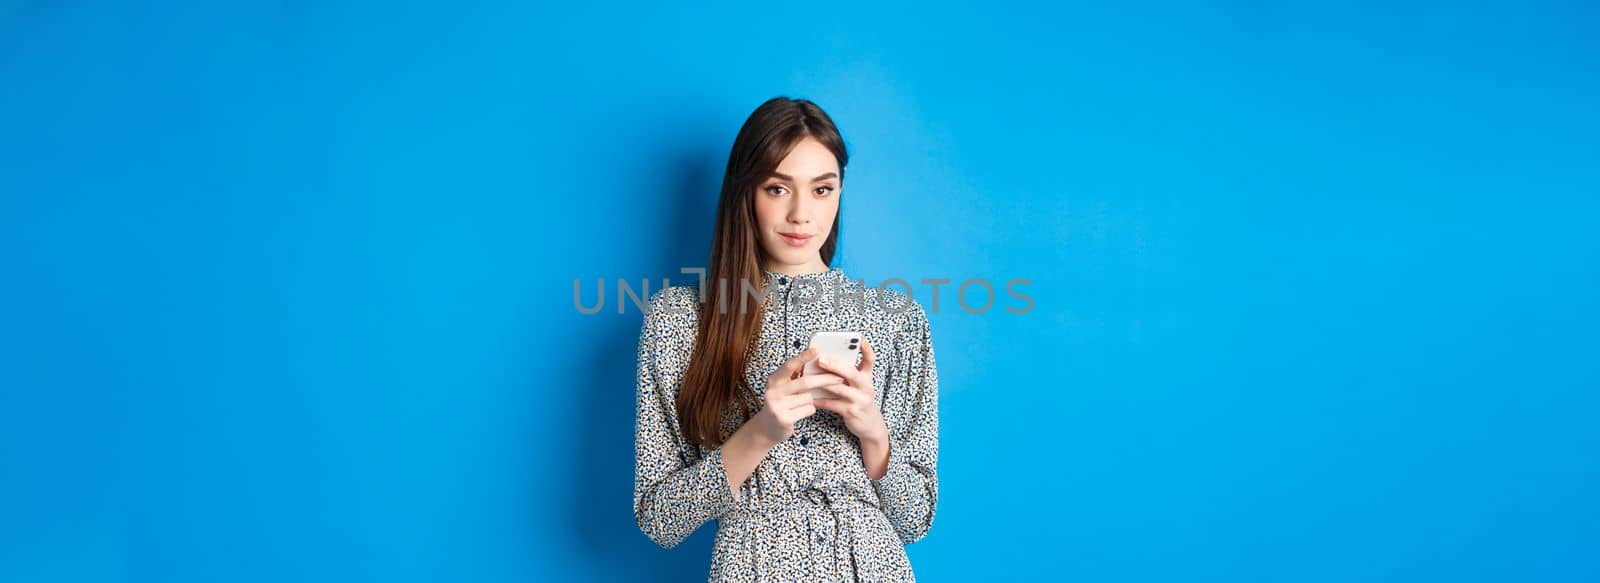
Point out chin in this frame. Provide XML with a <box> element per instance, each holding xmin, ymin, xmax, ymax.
<box><xmin>768</xmin><ymin>248</ymin><xmax>810</xmax><ymax>265</ymax></box>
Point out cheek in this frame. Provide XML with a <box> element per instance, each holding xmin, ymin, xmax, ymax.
<box><xmin>819</xmin><ymin>197</ymin><xmax>841</xmax><ymax>226</ymax></box>
<box><xmin>752</xmin><ymin>196</ymin><xmax>783</xmax><ymax>232</ymax></box>
<box><xmin>755</xmin><ymin>197</ymin><xmax>793</xmax><ymax>235</ymax></box>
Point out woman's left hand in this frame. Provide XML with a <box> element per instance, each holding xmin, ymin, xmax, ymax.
<box><xmin>813</xmin><ymin>337</ymin><xmax>889</xmax><ymax>445</ymax></box>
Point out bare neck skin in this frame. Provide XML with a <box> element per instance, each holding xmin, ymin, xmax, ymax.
<box><xmin>762</xmin><ymin>254</ymin><xmax>829</xmax><ymax>276</ymax></box>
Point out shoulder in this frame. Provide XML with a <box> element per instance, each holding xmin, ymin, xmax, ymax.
<box><xmin>639</xmin><ymin>285</ymin><xmax>700</xmax><ymax>348</ymax></box>
<box><xmin>862</xmin><ymin>283</ymin><xmax>931</xmax><ymax>333</ymax></box>
<box><xmin>637</xmin><ymin>285</ymin><xmax>700</xmax><ymax>377</ymax></box>
<box><xmin>643</xmin><ymin>285</ymin><xmax>701</xmax><ymax>326</ymax></box>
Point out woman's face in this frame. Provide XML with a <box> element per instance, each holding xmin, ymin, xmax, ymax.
<box><xmin>753</xmin><ymin>136</ymin><xmax>841</xmax><ymax>273</ymax></box>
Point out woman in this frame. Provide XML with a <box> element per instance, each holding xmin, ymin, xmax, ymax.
<box><xmin>633</xmin><ymin>96</ymin><xmax>939</xmax><ymax>582</ymax></box>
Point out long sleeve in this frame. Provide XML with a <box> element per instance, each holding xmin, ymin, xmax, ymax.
<box><xmin>869</xmin><ymin>302</ymin><xmax>940</xmax><ymax>545</ymax></box>
<box><xmin>632</xmin><ymin>291</ymin><xmax>745</xmax><ymax>549</ymax></box>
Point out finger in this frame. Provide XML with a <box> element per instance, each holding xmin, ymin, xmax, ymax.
<box><xmin>783</xmin><ymin>396</ymin><xmax>817</xmax><ymax>416</ymax></box>
<box><xmin>812</xmin><ymin>382</ymin><xmax>859</xmax><ymax>401</ymax></box>
<box><xmin>812</xmin><ymin>397</ymin><xmax>843</xmax><ymax>413</ymax></box>
<box><xmin>814</xmin><ymin>355</ymin><xmax>857</xmax><ymax>378</ymax></box>
<box><xmin>781</xmin><ymin>392</ymin><xmax>816</xmax><ymax>411</ymax></box>
<box><xmin>858</xmin><ymin>337</ymin><xmax>875</xmax><ymax>374</ymax></box>
<box><xmin>791</xmin><ymin>373</ymin><xmax>846</xmax><ymax>392</ymax></box>
<box><xmin>771</xmin><ymin>347</ymin><xmax>817</xmax><ymax>383</ymax></box>
<box><xmin>767</xmin><ymin>393</ymin><xmax>802</xmax><ymax>415</ymax></box>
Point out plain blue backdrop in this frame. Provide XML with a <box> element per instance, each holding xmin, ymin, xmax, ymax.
<box><xmin>2</xmin><ymin>1</ymin><xmax>1597</xmax><ymax>581</ymax></box>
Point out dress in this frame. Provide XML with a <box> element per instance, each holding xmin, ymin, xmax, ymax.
<box><xmin>632</xmin><ymin>266</ymin><xmax>940</xmax><ymax>582</ymax></box>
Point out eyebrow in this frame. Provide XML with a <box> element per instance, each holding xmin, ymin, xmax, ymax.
<box><xmin>769</xmin><ymin>171</ymin><xmax>839</xmax><ymax>183</ymax></box>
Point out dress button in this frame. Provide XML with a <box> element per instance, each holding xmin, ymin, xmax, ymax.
<box><xmin>800</xmin><ymin>435</ymin><xmax>809</xmax><ymax>446</ymax></box>
<box><xmin>793</xmin><ymin>339</ymin><xmax>803</xmax><ymax>349</ymax></box>
<box><xmin>778</xmin><ymin>276</ymin><xmax>788</xmax><ymax>285</ymax></box>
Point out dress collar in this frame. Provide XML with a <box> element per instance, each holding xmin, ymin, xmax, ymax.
<box><xmin>760</xmin><ymin>266</ymin><xmax>846</xmax><ymax>287</ymax></box>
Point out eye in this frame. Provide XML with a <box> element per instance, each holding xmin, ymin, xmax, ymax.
<box><xmin>764</xmin><ymin>185</ymin><xmax>788</xmax><ymax>197</ymax></box>
<box><xmin>814</xmin><ymin>186</ymin><xmax>835</xmax><ymax>197</ymax></box>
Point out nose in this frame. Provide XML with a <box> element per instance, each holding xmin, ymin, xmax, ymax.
<box><xmin>786</xmin><ymin>192</ymin><xmax>812</xmax><ymax>225</ymax></box>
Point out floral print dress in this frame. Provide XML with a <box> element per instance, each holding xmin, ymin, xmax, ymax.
<box><xmin>633</xmin><ymin>266</ymin><xmax>940</xmax><ymax>582</ymax></box>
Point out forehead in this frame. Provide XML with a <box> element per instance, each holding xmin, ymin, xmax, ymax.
<box><xmin>774</xmin><ymin>137</ymin><xmax>839</xmax><ymax>177</ymax></box>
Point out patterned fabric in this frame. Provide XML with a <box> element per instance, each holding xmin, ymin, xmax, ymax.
<box><xmin>633</xmin><ymin>266</ymin><xmax>940</xmax><ymax>582</ymax></box>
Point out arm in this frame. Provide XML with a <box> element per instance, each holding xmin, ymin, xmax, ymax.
<box><xmin>869</xmin><ymin>303</ymin><xmax>940</xmax><ymax>545</ymax></box>
<box><xmin>631</xmin><ymin>298</ymin><xmax>749</xmax><ymax>549</ymax></box>
<box><xmin>859</xmin><ymin>433</ymin><xmax>891</xmax><ymax>481</ymax></box>
<box><xmin>632</xmin><ymin>291</ymin><xmax>836</xmax><ymax>548</ymax></box>
<box><xmin>721</xmin><ymin>421</ymin><xmax>781</xmax><ymax>503</ymax></box>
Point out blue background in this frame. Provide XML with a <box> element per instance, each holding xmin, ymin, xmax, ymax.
<box><xmin>2</xmin><ymin>1</ymin><xmax>1597</xmax><ymax>581</ymax></box>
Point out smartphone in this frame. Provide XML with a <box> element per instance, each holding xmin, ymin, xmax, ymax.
<box><xmin>801</xmin><ymin>330</ymin><xmax>862</xmax><ymax>398</ymax></box>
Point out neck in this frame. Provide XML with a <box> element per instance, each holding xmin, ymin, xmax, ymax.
<box><xmin>762</xmin><ymin>257</ymin><xmax>830</xmax><ymax>276</ymax></box>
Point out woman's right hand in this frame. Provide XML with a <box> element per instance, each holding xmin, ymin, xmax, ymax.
<box><xmin>750</xmin><ymin>347</ymin><xmax>843</xmax><ymax>446</ymax></box>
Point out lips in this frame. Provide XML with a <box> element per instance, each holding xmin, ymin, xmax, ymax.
<box><xmin>779</xmin><ymin>233</ymin><xmax>813</xmax><ymax>247</ymax></box>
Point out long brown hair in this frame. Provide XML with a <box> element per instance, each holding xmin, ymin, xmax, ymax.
<box><xmin>677</xmin><ymin>96</ymin><xmax>849</xmax><ymax>448</ymax></box>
